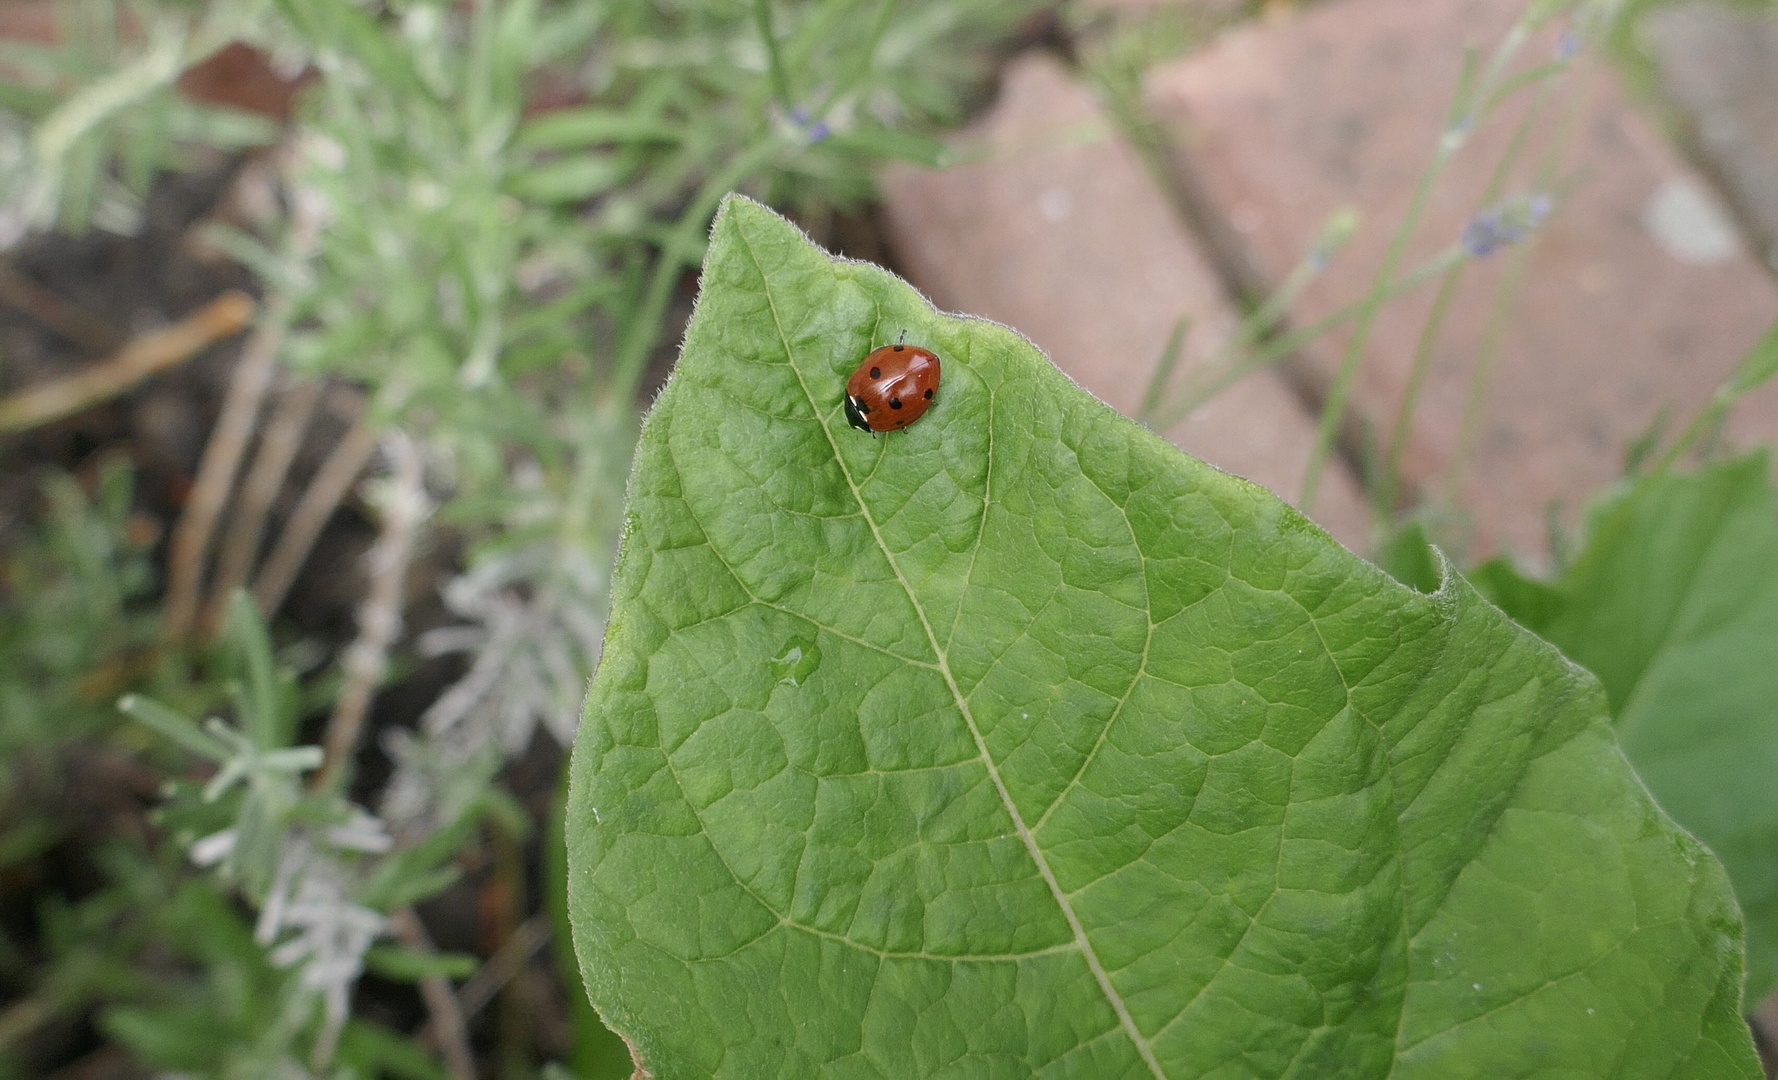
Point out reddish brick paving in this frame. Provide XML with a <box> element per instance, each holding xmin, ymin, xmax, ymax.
<box><xmin>1644</xmin><ymin>1</ymin><xmax>1778</xmax><ymax>273</ymax></box>
<box><xmin>880</xmin><ymin>54</ymin><xmax>1374</xmax><ymax>551</ymax></box>
<box><xmin>0</xmin><ymin>1</ymin><xmax>57</xmax><ymax>45</ymax></box>
<box><xmin>1146</xmin><ymin>0</ymin><xmax>1778</xmax><ymax>562</ymax></box>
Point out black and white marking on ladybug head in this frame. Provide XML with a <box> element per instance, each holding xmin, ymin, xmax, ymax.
<box><xmin>843</xmin><ymin>395</ymin><xmax>872</xmax><ymax>433</ymax></box>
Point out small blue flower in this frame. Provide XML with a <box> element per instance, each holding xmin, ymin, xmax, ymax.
<box><xmin>807</xmin><ymin>121</ymin><xmax>831</xmax><ymax>144</ymax></box>
<box><xmin>1461</xmin><ymin>193</ymin><xmax>1554</xmax><ymax>258</ymax></box>
<box><xmin>1556</xmin><ymin>27</ymin><xmax>1581</xmax><ymax>62</ymax></box>
<box><xmin>1462</xmin><ymin>211</ymin><xmax>1505</xmax><ymax>259</ymax></box>
<box><xmin>790</xmin><ymin>105</ymin><xmax>811</xmax><ymax>125</ymax></box>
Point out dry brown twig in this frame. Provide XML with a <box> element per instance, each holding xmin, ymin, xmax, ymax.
<box><xmin>315</xmin><ymin>429</ymin><xmax>429</xmax><ymax>789</ymax></box>
<box><xmin>160</xmin><ymin>297</ymin><xmax>290</xmax><ymax>640</ymax></box>
<box><xmin>0</xmin><ymin>290</ymin><xmax>254</xmax><ymax>434</ymax></box>
<box><xmin>162</xmin><ymin>149</ymin><xmax>328</xmax><ymax>641</ymax></box>
<box><xmin>0</xmin><ymin>260</ymin><xmax>123</xmax><ymax>353</ymax></box>
<box><xmin>199</xmin><ymin>375</ymin><xmax>325</xmax><ymax>635</ymax></box>
<box><xmin>251</xmin><ymin>401</ymin><xmax>380</xmax><ymax>618</ymax></box>
<box><xmin>390</xmin><ymin>905</ymin><xmax>477</xmax><ymax>1080</ymax></box>
<box><xmin>0</xmin><ymin>993</ymin><xmax>51</xmax><ymax>1050</ymax></box>
<box><xmin>454</xmin><ymin>915</ymin><xmax>550</xmax><ymax>1020</ymax></box>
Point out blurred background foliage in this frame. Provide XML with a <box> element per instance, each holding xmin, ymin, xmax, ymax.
<box><xmin>0</xmin><ymin>0</ymin><xmax>1774</xmax><ymax>1077</ymax></box>
<box><xmin>0</xmin><ymin>0</ymin><xmax>1046</xmax><ymax>1075</ymax></box>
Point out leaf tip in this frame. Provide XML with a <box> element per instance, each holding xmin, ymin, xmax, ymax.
<box><xmin>711</xmin><ymin>191</ymin><xmax>772</xmax><ymax>233</ymax></box>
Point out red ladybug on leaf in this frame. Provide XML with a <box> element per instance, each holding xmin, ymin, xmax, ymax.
<box><xmin>843</xmin><ymin>340</ymin><xmax>940</xmax><ymax>433</ymax></box>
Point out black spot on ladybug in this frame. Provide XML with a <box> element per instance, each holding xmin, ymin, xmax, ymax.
<box><xmin>869</xmin><ymin>367</ymin><xmax>880</xmax><ymax>379</ymax></box>
<box><xmin>923</xmin><ymin>389</ymin><xmax>933</xmax><ymax>399</ymax></box>
<box><xmin>892</xmin><ymin>344</ymin><xmax>904</xmax><ymax>351</ymax></box>
<box><xmin>889</xmin><ymin>397</ymin><xmax>902</xmax><ymax>409</ymax></box>
<box><xmin>858</xmin><ymin>400</ymin><xmax>870</xmax><ymax>412</ymax></box>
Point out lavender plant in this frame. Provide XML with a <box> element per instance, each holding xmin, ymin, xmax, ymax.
<box><xmin>0</xmin><ymin>0</ymin><xmax>282</xmax><ymax>247</ymax></box>
<box><xmin>2</xmin><ymin>0</ymin><xmax>1048</xmax><ymax>1076</ymax></box>
<box><xmin>118</xmin><ymin>594</ymin><xmax>459</xmax><ymax>1071</ymax></box>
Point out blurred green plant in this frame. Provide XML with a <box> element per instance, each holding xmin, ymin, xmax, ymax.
<box><xmin>117</xmin><ymin>593</ymin><xmax>500</xmax><ymax>1072</ymax></box>
<box><xmin>1380</xmin><ymin>320</ymin><xmax>1778</xmax><ymax>1003</ymax></box>
<box><xmin>0</xmin><ymin>462</ymin><xmax>154</xmax><ymax>1076</ymax></box>
<box><xmin>0</xmin><ymin>0</ymin><xmax>280</xmax><ymax>244</ymax></box>
<box><xmin>0</xmin><ymin>457</ymin><xmax>156</xmax><ymax>764</ymax></box>
<box><xmin>1</xmin><ymin>0</ymin><xmax>1047</xmax><ymax>1075</ymax></box>
<box><xmin>1474</xmin><ymin>450</ymin><xmax>1778</xmax><ymax>1000</ymax></box>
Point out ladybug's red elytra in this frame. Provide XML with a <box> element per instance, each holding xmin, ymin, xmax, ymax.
<box><xmin>843</xmin><ymin>342</ymin><xmax>940</xmax><ymax>433</ymax></box>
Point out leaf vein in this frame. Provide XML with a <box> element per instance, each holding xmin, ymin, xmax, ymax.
<box><xmin>733</xmin><ymin>216</ymin><xmax>1169</xmax><ymax>1080</ymax></box>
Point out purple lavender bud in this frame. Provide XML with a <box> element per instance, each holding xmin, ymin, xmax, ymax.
<box><xmin>807</xmin><ymin>121</ymin><xmax>831</xmax><ymax>144</ymax></box>
<box><xmin>790</xmin><ymin>105</ymin><xmax>811</xmax><ymax>125</ymax></box>
<box><xmin>1461</xmin><ymin>212</ymin><xmax>1503</xmax><ymax>259</ymax></box>
<box><xmin>1556</xmin><ymin>27</ymin><xmax>1581</xmax><ymax>62</ymax></box>
<box><xmin>1527</xmin><ymin>193</ymin><xmax>1553</xmax><ymax>225</ymax></box>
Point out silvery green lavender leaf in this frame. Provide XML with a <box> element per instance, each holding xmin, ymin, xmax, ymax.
<box><xmin>566</xmin><ymin>197</ymin><xmax>1759</xmax><ymax>1079</ymax></box>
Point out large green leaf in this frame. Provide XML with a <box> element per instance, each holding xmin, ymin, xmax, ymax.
<box><xmin>1474</xmin><ymin>455</ymin><xmax>1778</xmax><ymax>1002</ymax></box>
<box><xmin>566</xmin><ymin>197</ymin><xmax>1759</xmax><ymax>1078</ymax></box>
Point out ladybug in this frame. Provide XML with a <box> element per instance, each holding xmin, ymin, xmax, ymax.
<box><xmin>843</xmin><ymin>340</ymin><xmax>940</xmax><ymax>433</ymax></box>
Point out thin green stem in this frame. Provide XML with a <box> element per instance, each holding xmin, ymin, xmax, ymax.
<box><xmin>753</xmin><ymin>0</ymin><xmax>792</xmax><ymax>109</ymax></box>
<box><xmin>1142</xmin><ymin>209</ymin><xmax>1354</xmax><ymax>428</ymax></box>
<box><xmin>33</xmin><ymin>5</ymin><xmax>239</xmax><ymax>165</ymax></box>
<box><xmin>1300</xmin><ymin>157</ymin><xmax>1458</xmax><ymax>507</ymax></box>
<box><xmin>1376</xmin><ymin>269</ymin><xmax>1462</xmax><ymax>516</ymax></box>
<box><xmin>816</xmin><ymin>0</ymin><xmax>897</xmax><ymax>117</ymax></box>
<box><xmin>1445</xmin><ymin>65</ymin><xmax>1594</xmax><ymax>501</ymax></box>
<box><xmin>1138</xmin><ymin>316</ymin><xmax>1190</xmax><ymax>427</ymax></box>
<box><xmin>1300</xmin><ymin>20</ymin><xmax>1537</xmax><ymax>512</ymax></box>
<box><xmin>1481</xmin><ymin>60</ymin><xmax>1568</xmax><ymax>115</ymax></box>
<box><xmin>1225</xmin><ymin>218</ymin><xmax>1346</xmax><ymax>354</ymax></box>
<box><xmin>1150</xmin><ymin>249</ymin><xmax>1462</xmax><ymax>433</ymax></box>
<box><xmin>1447</xmin><ymin>239</ymin><xmax>1531</xmax><ymax>505</ymax></box>
<box><xmin>1379</xmin><ymin>77</ymin><xmax>1556</xmax><ymax>519</ymax></box>
<box><xmin>1656</xmin><ymin>319</ymin><xmax>1778</xmax><ymax>473</ymax></box>
<box><xmin>610</xmin><ymin>137</ymin><xmax>786</xmax><ymax>404</ymax></box>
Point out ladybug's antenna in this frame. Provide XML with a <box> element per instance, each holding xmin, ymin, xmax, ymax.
<box><xmin>897</xmin><ymin>329</ymin><xmax>906</xmax><ymax>345</ymax></box>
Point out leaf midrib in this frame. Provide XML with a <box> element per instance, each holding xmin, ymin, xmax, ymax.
<box><xmin>732</xmin><ymin>217</ymin><xmax>1169</xmax><ymax>1079</ymax></box>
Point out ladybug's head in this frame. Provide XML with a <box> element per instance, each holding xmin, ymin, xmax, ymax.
<box><xmin>843</xmin><ymin>394</ymin><xmax>873</xmax><ymax>433</ymax></box>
